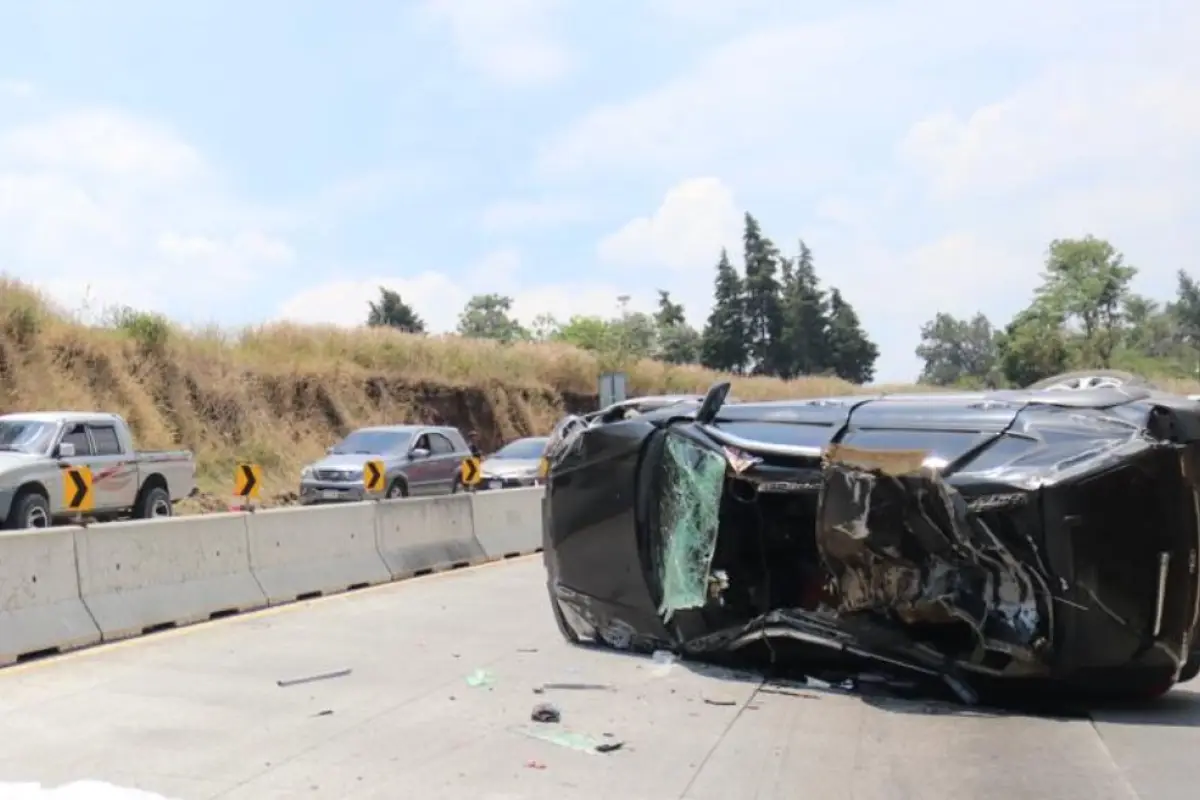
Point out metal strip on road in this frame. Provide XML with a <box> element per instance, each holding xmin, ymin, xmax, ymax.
<box><xmin>0</xmin><ymin>557</ymin><xmax>1189</xmax><ymax>798</ymax></box>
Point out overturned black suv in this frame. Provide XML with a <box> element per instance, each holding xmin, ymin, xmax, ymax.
<box><xmin>540</xmin><ymin>372</ymin><xmax>1200</xmax><ymax>703</ymax></box>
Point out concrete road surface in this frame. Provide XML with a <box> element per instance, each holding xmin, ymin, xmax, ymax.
<box><xmin>0</xmin><ymin>557</ymin><xmax>1198</xmax><ymax>799</ymax></box>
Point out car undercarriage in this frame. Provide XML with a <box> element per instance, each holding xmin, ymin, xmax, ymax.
<box><xmin>540</xmin><ymin>372</ymin><xmax>1200</xmax><ymax>704</ymax></box>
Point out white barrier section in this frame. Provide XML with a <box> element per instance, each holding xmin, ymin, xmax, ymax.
<box><xmin>0</xmin><ymin>528</ymin><xmax>100</xmax><ymax>664</ymax></box>
<box><xmin>469</xmin><ymin>487</ymin><xmax>544</xmax><ymax>558</ymax></box>
<box><xmin>246</xmin><ymin>502</ymin><xmax>390</xmax><ymax>604</ymax></box>
<box><xmin>75</xmin><ymin>513</ymin><xmax>267</xmax><ymax>640</ymax></box>
<box><xmin>375</xmin><ymin>494</ymin><xmax>485</xmax><ymax>577</ymax></box>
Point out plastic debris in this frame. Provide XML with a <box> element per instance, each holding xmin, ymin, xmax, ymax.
<box><xmin>466</xmin><ymin>668</ymin><xmax>496</xmax><ymax>688</ymax></box>
<box><xmin>511</xmin><ymin>726</ymin><xmax>625</xmax><ymax>755</ymax></box>
<box><xmin>650</xmin><ymin>650</ymin><xmax>677</xmax><ymax>676</ymax></box>
<box><xmin>531</xmin><ymin>703</ymin><xmax>561</xmax><ymax>723</ymax></box>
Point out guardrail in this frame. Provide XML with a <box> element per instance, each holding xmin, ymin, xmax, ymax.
<box><xmin>0</xmin><ymin>487</ymin><xmax>544</xmax><ymax>666</ymax></box>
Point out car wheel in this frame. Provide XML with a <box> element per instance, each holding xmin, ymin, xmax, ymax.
<box><xmin>549</xmin><ymin>587</ymin><xmax>581</xmax><ymax>644</ymax></box>
<box><xmin>386</xmin><ymin>480</ymin><xmax>407</xmax><ymax>499</ymax></box>
<box><xmin>135</xmin><ymin>486</ymin><xmax>173</xmax><ymax>519</ymax></box>
<box><xmin>1026</xmin><ymin>369</ymin><xmax>1153</xmax><ymax>392</ymax></box>
<box><xmin>5</xmin><ymin>491</ymin><xmax>50</xmax><ymax>529</ymax></box>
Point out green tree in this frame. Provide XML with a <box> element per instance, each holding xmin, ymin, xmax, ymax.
<box><xmin>779</xmin><ymin>239</ymin><xmax>830</xmax><ymax>378</ymax></box>
<box><xmin>654</xmin><ymin>290</ymin><xmax>686</xmax><ymax>328</ymax></box>
<box><xmin>700</xmin><ymin>249</ymin><xmax>748</xmax><ymax>373</ymax></box>
<box><xmin>554</xmin><ymin>315</ymin><xmax>613</xmax><ymax>352</ymax></box>
<box><xmin>915</xmin><ymin>312</ymin><xmax>999</xmax><ymax>386</ymax></box>
<box><xmin>529</xmin><ymin>313</ymin><xmax>561</xmax><ymax>342</ymax></box>
<box><xmin>741</xmin><ymin>213</ymin><xmax>786</xmax><ymax>375</ymax></box>
<box><xmin>456</xmin><ymin>294</ymin><xmax>529</xmax><ymax>343</ymax></box>
<box><xmin>654</xmin><ymin>290</ymin><xmax>699</xmax><ymax>364</ymax></box>
<box><xmin>825</xmin><ymin>288</ymin><xmax>878</xmax><ymax>384</ymax></box>
<box><xmin>1035</xmin><ymin>236</ymin><xmax>1136</xmax><ymax>367</ymax></box>
<box><xmin>609</xmin><ymin>295</ymin><xmax>658</xmax><ymax>359</ymax></box>
<box><xmin>996</xmin><ymin>305</ymin><xmax>1070</xmax><ymax>387</ymax></box>
<box><xmin>367</xmin><ymin>287</ymin><xmax>425</xmax><ymax>333</ymax></box>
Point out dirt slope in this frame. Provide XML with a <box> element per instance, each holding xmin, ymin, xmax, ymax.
<box><xmin>18</xmin><ymin>278</ymin><xmax>1191</xmax><ymax>512</ymax></box>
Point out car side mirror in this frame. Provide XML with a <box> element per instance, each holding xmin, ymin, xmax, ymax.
<box><xmin>410</xmin><ymin>447</ymin><xmax>430</xmax><ymax>459</ymax></box>
<box><xmin>325</xmin><ymin>446</ymin><xmax>335</xmax><ymax>455</ymax></box>
<box><xmin>56</xmin><ymin>442</ymin><xmax>76</xmax><ymax>458</ymax></box>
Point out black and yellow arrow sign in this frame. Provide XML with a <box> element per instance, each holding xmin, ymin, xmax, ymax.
<box><xmin>364</xmin><ymin>459</ymin><xmax>385</xmax><ymax>492</ymax></box>
<box><xmin>234</xmin><ymin>463</ymin><xmax>262</xmax><ymax>498</ymax></box>
<box><xmin>460</xmin><ymin>456</ymin><xmax>481</xmax><ymax>486</ymax></box>
<box><xmin>62</xmin><ymin>466</ymin><xmax>93</xmax><ymax>512</ymax></box>
<box><xmin>538</xmin><ymin>457</ymin><xmax>549</xmax><ymax>478</ymax></box>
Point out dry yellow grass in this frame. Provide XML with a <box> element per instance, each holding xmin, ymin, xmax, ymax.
<box><xmin>4</xmin><ymin>276</ymin><xmax>1195</xmax><ymax>510</ymax></box>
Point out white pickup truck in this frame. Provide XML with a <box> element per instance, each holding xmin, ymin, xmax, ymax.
<box><xmin>0</xmin><ymin>411</ymin><xmax>197</xmax><ymax>528</ymax></box>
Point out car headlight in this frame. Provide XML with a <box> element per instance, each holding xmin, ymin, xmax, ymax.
<box><xmin>300</xmin><ymin>466</ymin><xmax>313</xmax><ymax>480</ymax></box>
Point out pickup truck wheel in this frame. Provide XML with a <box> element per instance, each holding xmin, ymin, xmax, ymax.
<box><xmin>6</xmin><ymin>491</ymin><xmax>50</xmax><ymax>529</ymax></box>
<box><xmin>136</xmin><ymin>486</ymin><xmax>172</xmax><ymax>519</ymax></box>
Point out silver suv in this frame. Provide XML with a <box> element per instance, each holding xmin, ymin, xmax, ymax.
<box><xmin>299</xmin><ymin>425</ymin><xmax>471</xmax><ymax>504</ymax></box>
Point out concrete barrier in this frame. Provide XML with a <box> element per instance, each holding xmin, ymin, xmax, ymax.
<box><xmin>470</xmin><ymin>487</ymin><xmax>544</xmax><ymax>559</ymax></box>
<box><xmin>74</xmin><ymin>513</ymin><xmax>267</xmax><ymax>641</ymax></box>
<box><xmin>0</xmin><ymin>486</ymin><xmax>547</xmax><ymax>664</ymax></box>
<box><xmin>375</xmin><ymin>494</ymin><xmax>485</xmax><ymax>577</ymax></box>
<box><xmin>0</xmin><ymin>528</ymin><xmax>101</xmax><ymax>665</ymax></box>
<box><xmin>246</xmin><ymin>501</ymin><xmax>391</xmax><ymax>604</ymax></box>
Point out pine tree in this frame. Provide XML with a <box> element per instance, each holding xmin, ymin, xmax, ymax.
<box><xmin>367</xmin><ymin>287</ymin><xmax>426</xmax><ymax>333</ymax></box>
<box><xmin>825</xmin><ymin>288</ymin><xmax>879</xmax><ymax>384</ymax></box>
<box><xmin>700</xmin><ymin>249</ymin><xmax>748</xmax><ymax>373</ymax></box>
<box><xmin>741</xmin><ymin>213</ymin><xmax>786</xmax><ymax>375</ymax></box>
<box><xmin>779</xmin><ymin>239</ymin><xmax>831</xmax><ymax>378</ymax></box>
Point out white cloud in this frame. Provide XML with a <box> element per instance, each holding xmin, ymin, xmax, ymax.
<box><xmin>480</xmin><ymin>198</ymin><xmax>588</xmax><ymax>232</ymax></box>
<box><xmin>598</xmin><ymin>177</ymin><xmax>740</xmax><ymax>272</ymax></box>
<box><xmin>418</xmin><ymin>0</ymin><xmax>572</xmax><ymax>87</ymax></box>
<box><xmin>0</xmin><ymin>108</ymin><xmax>294</xmax><ymax>319</ymax></box>
<box><xmin>899</xmin><ymin>62</ymin><xmax>1200</xmax><ymax>200</ymax></box>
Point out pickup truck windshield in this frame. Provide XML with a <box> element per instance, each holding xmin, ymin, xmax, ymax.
<box><xmin>331</xmin><ymin>430</ymin><xmax>412</xmax><ymax>455</ymax></box>
<box><xmin>0</xmin><ymin>420</ymin><xmax>55</xmax><ymax>454</ymax></box>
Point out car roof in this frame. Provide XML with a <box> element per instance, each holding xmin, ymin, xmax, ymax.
<box><xmin>0</xmin><ymin>411</ymin><xmax>121</xmax><ymax>424</ymax></box>
<box><xmin>351</xmin><ymin>424</ymin><xmax>460</xmax><ymax>434</ymax></box>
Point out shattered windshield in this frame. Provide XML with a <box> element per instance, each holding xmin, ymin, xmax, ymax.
<box><xmin>0</xmin><ymin>420</ymin><xmax>54</xmax><ymax>454</ymax></box>
<box><xmin>655</xmin><ymin>433</ymin><xmax>726</xmax><ymax>622</ymax></box>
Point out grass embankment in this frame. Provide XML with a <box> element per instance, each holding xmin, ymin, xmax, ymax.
<box><xmin>3</xmin><ymin>278</ymin><xmax>1196</xmax><ymax>512</ymax></box>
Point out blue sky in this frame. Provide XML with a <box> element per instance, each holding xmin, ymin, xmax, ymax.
<box><xmin>1</xmin><ymin>0</ymin><xmax>1198</xmax><ymax>382</ymax></box>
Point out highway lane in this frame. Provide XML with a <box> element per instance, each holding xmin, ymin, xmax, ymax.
<box><xmin>0</xmin><ymin>557</ymin><xmax>1197</xmax><ymax>798</ymax></box>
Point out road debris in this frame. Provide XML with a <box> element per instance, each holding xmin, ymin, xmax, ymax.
<box><xmin>466</xmin><ymin>668</ymin><xmax>495</xmax><ymax>688</ymax></box>
<box><xmin>650</xmin><ymin>650</ymin><xmax>676</xmax><ymax>676</ymax></box>
<box><xmin>538</xmin><ymin>682</ymin><xmax>612</xmax><ymax>691</ymax></box>
<box><xmin>525</xmin><ymin>760</ymin><xmax>546</xmax><ymax>769</ymax></box>
<box><xmin>531</xmin><ymin>703</ymin><xmax>561</xmax><ymax>723</ymax></box>
<box><xmin>702</xmin><ymin>696</ymin><xmax>737</xmax><ymax>706</ymax></box>
<box><xmin>512</xmin><ymin>726</ymin><xmax>626</xmax><ymax>755</ymax></box>
<box><xmin>276</xmin><ymin>668</ymin><xmax>352</xmax><ymax>688</ymax></box>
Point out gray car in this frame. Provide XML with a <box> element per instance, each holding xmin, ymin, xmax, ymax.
<box><xmin>298</xmin><ymin>425</ymin><xmax>471</xmax><ymax>504</ymax></box>
<box><xmin>478</xmin><ymin>436</ymin><xmax>549</xmax><ymax>491</ymax></box>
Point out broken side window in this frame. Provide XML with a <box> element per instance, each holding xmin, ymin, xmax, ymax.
<box><xmin>657</xmin><ymin>433</ymin><xmax>726</xmax><ymax>622</ymax></box>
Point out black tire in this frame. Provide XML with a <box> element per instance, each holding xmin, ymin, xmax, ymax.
<box><xmin>549</xmin><ymin>587</ymin><xmax>581</xmax><ymax>644</ymax></box>
<box><xmin>135</xmin><ymin>485</ymin><xmax>173</xmax><ymax>519</ymax></box>
<box><xmin>1026</xmin><ymin>369</ymin><xmax>1153</xmax><ymax>391</ymax></box>
<box><xmin>5</xmin><ymin>490</ymin><xmax>50</xmax><ymax>529</ymax></box>
<box><xmin>385</xmin><ymin>479</ymin><xmax>407</xmax><ymax>499</ymax></box>
<box><xmin>1179</xmin><ymin>655</ymin><xmax>1200</xmax><ymax>684</ymax></box>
